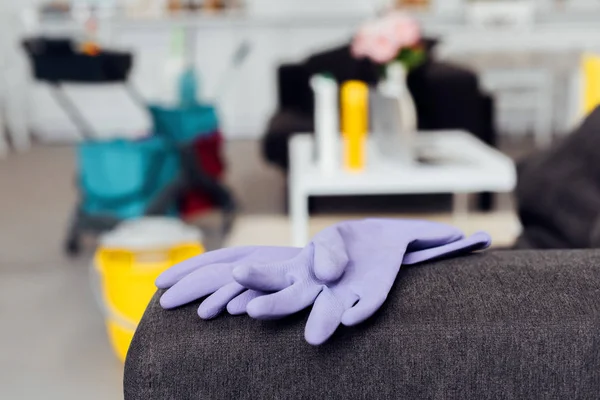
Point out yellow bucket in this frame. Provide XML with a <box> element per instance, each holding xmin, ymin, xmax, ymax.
<box><xmin>93</xmin><ymin>218</ymin><xmax>204</xmax><ymax>362</ymax></box>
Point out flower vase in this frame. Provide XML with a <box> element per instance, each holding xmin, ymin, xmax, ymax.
<box><xmin>375</xmin><ymin>62</ymin><xmax>417</xmax><ymax>164</ymax></box>
<box><xmin>386</xmin><ymin>62</ymin><xmax>417</xmax><ymax>136</ymax></box>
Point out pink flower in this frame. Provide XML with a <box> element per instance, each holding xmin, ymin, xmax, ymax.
<box><xmin>351</xmin><ymin>11</ymin><xmax>422</xmax><ymax>64</ymax></box>
<box><xmin>368</xmin><ymin>30</ymin><xmax>400</xmax><ymax>64</ymax></box>
<box><xmin>351</xmin><ymin>23</ymin><xmax>372</xmax><ymax>58</ymax></box>
<box><xmin>384</xmin><ymin>12</ymin><xmax>421</xmax><ymax>47</ymax></box>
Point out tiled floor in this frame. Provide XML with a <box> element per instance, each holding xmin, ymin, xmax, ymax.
<box><xmin>0</xmin><ymin>140</ymin><xmax>520</xmax><ymax>399</ymax></box>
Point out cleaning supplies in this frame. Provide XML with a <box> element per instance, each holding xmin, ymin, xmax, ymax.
<box><xmin>341</xmin><ymin>80</ymin><xmax>368</xmax><ymax>171</ymax></box>
<box><xmin>310</xmin><ymin>74</ymin><xmax>339</xmax><ymax>175</ymax></box>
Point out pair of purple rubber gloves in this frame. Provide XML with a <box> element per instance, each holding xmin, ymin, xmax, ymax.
<box><xmin>157</xmin><ymin>219</ymin><xmax>491</xmax><ymax>345</ymax></box>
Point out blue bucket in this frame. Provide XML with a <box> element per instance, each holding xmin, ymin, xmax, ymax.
<box><xmin>77</xmin><ymin>137</ymin><xmax>179</xmax><ymax>220</ymax></box>
<box><xmin>148</xmin><ymin>103</ymin><xmax>219</xmax><ymax>144</ymax></box>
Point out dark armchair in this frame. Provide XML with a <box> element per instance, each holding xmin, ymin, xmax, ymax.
<box><xmin>262</xmin><ymin>43</ymin><xmax>496</xmax><ymax>171</ymax></box>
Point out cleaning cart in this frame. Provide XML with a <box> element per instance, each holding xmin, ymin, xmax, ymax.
<box><xmin>22</xmin><ymin>37</ymin><xmax>236</xmax><ymax>254</ymax></box>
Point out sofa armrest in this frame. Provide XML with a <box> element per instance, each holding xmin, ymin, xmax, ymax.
<box><xmin>124</xmin><ymin>250</ymin><xmax>600</xmax><ymax>399</ymax></box>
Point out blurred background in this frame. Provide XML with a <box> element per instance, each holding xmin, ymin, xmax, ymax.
<box><xmin>1</xmin><ymin>0</ymin><xmax>600</xmax><ymax>398</ymax></box>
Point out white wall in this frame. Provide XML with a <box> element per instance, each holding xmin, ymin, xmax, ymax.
<box><xmin>9</xmin><ymin>1</ymin><xmax>600</xmax><ymax>141</ymax></box>
<box><xmin>26</xmin><ymin>20</ymin><xmax>363</xmax><ymax>141</ymax></box>
<box><xmin>10</xmin><ymin>1</ymin><xmax>377</xmax><ymax>141</ymax></box>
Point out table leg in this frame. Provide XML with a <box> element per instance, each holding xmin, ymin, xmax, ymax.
<box><xmin>290</xmin><ymin>185</ymin><xmax>309</xmax><ymax>247</ymax></box>
<box><xmin>453</xmin><ymin>193</ymin><xmax>469</xmax><ymax>222</ymax></box>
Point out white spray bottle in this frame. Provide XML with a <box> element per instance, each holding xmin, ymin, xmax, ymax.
<box><xmin>310</xmin><ymin>74</ymin><xmax>339</xmax><ymax>175</ymax></box>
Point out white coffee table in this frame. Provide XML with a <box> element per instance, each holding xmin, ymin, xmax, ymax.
<box><xmin>288</xmin><ymin>130</ymin><xmax>517</xmax><ymax>246</ymax></box>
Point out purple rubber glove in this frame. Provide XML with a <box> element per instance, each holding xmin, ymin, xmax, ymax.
<box><xmin>156</xmin><ymin>238</ymin><xmax>472</xmax><ymax>319</ymax></box>
<box><xmin>156</xmin><ymin>246</ymin><xmax>302</xmax><ymax>318</ymax></box>
<box><xmin>233</xmin><ymin>219</ymin><xmax>491</xmax><ymax>345</ymax></box>
<box><xmin>156</xmin><ymin>233</ymin><xmax>478</xmax><ymax>319</ymax></box>
<box><xmin>157</xmin><ymin>219</ymin><xmax>490</xmax><ymax>323</ymax></box>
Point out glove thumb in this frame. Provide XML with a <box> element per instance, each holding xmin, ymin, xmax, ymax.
<box><xmin>311</xmin><ymin>225</ymin><xmax>349</xmax><ymax>282</ymax></box>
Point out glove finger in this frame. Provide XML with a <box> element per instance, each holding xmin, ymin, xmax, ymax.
<box><xmin>341</xmin><ymin>292</ymin><xmax>387</xmax><ymax>327</ymax></box>
<box><xmin>403</xmin><ymin>231</ymin><xmax>491</xmax><ymax>265</ymax></box>
<box><xmin>312</xmin><ymin>226</ymin><xmax>349</xmax><ymax>282</ymax></box>
<box><xmin>304</xmin><ymin>288</ymin><xmax>354</xmax><ymax>346</ymax></box>
<box><xmin>405</xmin><ymin>232</ymin><xmax>464</xmax><ymax>253</ymax></box>
<box><xmin>156</xmin><ymin>247</ymin><xmax>251</xmax><ymax>289</ymax></box>
<box><xmin>226</xmin><ymin>289</ymin><xmax>265</xmax><ymax>315</ymax></box>
<box><xmin>232</xmin><ymin>246</ymin><xmax>312</xmax><ymax>291</ymax></box>
<box><xmin>197</xmin><ymin>282</ymin><xmax>246</xmax><ymax>320</ymax></box>
<box><xmin>246</xmin><ymin>282</ymin><xmax>322</xmax><ymax>320</ymax></box>
<box><xmin>159</xmin><ymin>263</ymin><xmax>234</xmax><ymax>309</ymax></box>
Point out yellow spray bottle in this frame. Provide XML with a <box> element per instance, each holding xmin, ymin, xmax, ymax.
<box><xmin>341</xmin><ymin>80</ymin><xmax>368</xmax><ymax>171</ymax></box>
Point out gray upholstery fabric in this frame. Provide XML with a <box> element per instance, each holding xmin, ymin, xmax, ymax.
<box><xmin>516</xmin><ymin>107</ymin><xmax>600</xmax><ymax>249</ymax></box>
<box><xmin>124</xmin><ymin>250</ymin><xmax>600</xmax><ymax>400</ymax></box>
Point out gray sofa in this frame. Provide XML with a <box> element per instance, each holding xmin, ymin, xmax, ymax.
<box><xmin>124</xmin><ymin>250</ymin><xmax>600</xmax><ymax>399</ymax></box>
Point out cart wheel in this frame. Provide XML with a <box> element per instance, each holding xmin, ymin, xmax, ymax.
<box><xmin>65</xmin><ymin>236</ymin><xmax>81</xmax><ymax>256</ymax></box>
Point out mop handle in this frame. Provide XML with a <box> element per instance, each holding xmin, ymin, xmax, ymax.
<box><xmin>212</xmin><ymin>40</ymin><xmax>251</xmax><ymax>102</ymax></box>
